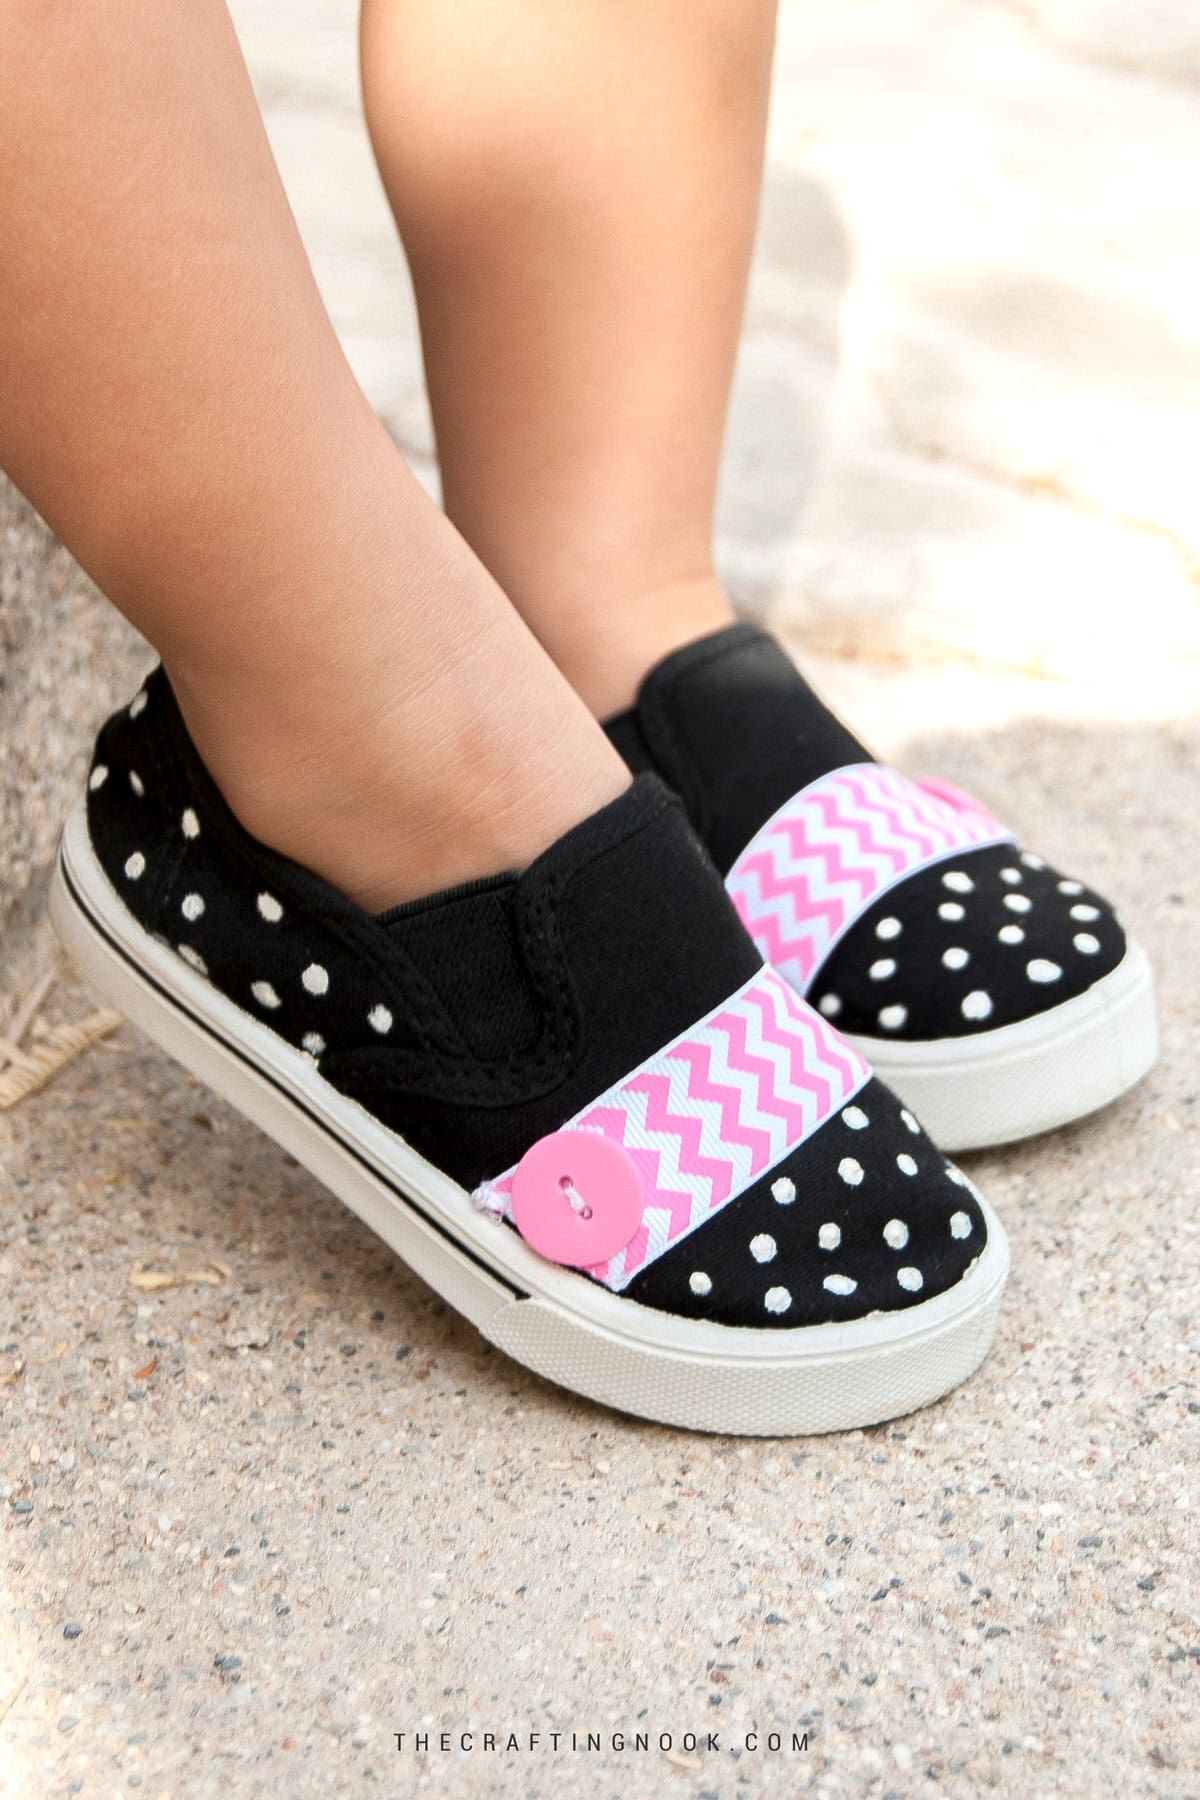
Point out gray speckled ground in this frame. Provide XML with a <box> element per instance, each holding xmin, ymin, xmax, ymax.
<box><xmin>2</xmin><ymin>4</ymin><xmax>1198</xmax><ymax>1796</ymax></box>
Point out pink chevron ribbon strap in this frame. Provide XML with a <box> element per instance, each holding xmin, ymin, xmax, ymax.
<box><xmin>473</xmin><ymin>966</ymin><xmax>870</xmax><ymax>1291</ymax></box>
<box><xmin>725</xmin><ymin>762</ymin><xmax>1014</xmax><ymax>996</ymax></box>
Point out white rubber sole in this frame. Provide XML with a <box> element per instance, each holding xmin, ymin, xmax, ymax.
<box><xmin>49</xmin><ymin>800</ymin><xmax>1008</xmax><ymax>1436</ymax></box>
<box><xmin>848</xmin><ymin>941</ymin><xmax>1157</xmax><ymax>1153</ymax></box>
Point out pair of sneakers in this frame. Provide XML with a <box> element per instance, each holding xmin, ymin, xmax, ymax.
<box><xmin>51</xmin><ymin>625</ymin><xmax>1156</xmax><ymax>1435</ymax></box>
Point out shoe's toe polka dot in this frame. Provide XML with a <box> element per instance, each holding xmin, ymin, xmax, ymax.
<box><xmin>124</xmin><ymin>852</ymin><xmax>145</xmax><ymax>881</ymax></box>
<box><xmin>942</xmin><ymin>945</ymin><xmax>969</xmax><ymax>970</ymax></box>
<box><xmin>1070</xmin><ymin>903</ymin><xmax>1100</xmax><ymax>922</ymax></box>
<box><xmin>950</xmin><ymin>1210</ymin><xmax>973</xmax><ymax>1239</ymax></box>
<box><xmin>818</xmin><ymin>1222</ymin><xmax>841</xmax><ymax>1251</ymax></box>
<box><xmin>89</xmin><ymin>765</ymin><xmax>108</xmax><ymax>792</ymax></box>
<box><xmin>942</xmin><ymin>870</ymin><xmax>974</xmax><ymax>893</ymax></box>
<box><xmin>749</xmin><ymin>1233</ymin><xmax>777</xmax><ymax>1263</ymax></box>
<box><xmin>947</xmin><ymin>1166</ymin><xmax>970</xmax><ymax>1187</ymax></box>
<box><xmin>181</xmin><ymin>892</ymin><xmax>204</xmax><ymax>922</ymax></box>
<box><xmin>1021</xmin><ymin>851</ymin><xmax>1045</xmax><ymax>870</ymax></box>
<box><xmin>771</xmin><ymin>1176</ymin><xmax>796</xmax><ymax>1205</ymax></box>
<box><xmin>302</xmin><ymin>963</ymin><xmax>329</xmax><ymax>997</ymax></box>
<box><xmin>129</xmin><ymin>690</ymin><xmax>148</xmax><ymax>719</ymax></box>
<box><xmin>878</xmin><ymin>1004</ymin><xmax>908</xmax><ymax>1031</ymax></box>
<box><xmin>900</xmin><ymin>1108</ymin><xmax>920</xmax><ymax>1135</ymax></box>
<box><xmin>938</xmin><ymin>901</ymin><xmax>966</xmax><ymax>922</ymax></box>
<box><xmin>181</xmin><ymin>808</ymin><xmax>200</xmax><ymax>839</ymax></box>
<box><xmin>842</xmin><ymin>1105</ymin><xmax>869</xmax><ymax>1130</ymax></box>
<box><xmin>962</xmin><ymin>989</ymin><xmax>993</xmax><ymax>1021</ymax></box>
<box><xmin>998</xmin><ymin>923</ymin><xmax>1025</xmax><ymax>945</ymax></box>
<box><xmin>869</xmin><ymin>958</ymin><xmax>897</xmax><ymax>981</ymax></box>
<box><xmin>764</xmin><ymin>1285</ymin><xmax>792</xmax><ymax>1314</ymax></box>
<box><xmin>177</xmin><ymin>945</ymin><xmax>207</xmax><ymax>975</ymax></box>
<box><xmin>1073</xmin><ymin>932</ymin><xmax>1101</xmax><ymax>954</ymax></box>
<box><xmin>1027</xmin><ymin>958</ymin><xmax>1062</xmax><ymax>983</ymax></box>
<box><xmin>823</xmin><ymin>1273</ymin><xmax>858</xmax><ymax>1297</ymax></box>
<box><xmin>689</xmin><ymin>1270</ymin><xmax>712</xmax><ymax>1297</ymax></box>
<box><xmin>1004</xmin><ymin>893</ymin><xmax>1032</xmax><ymax>914</ymax></box>
<box><xmin>876</xmin><ymin>916</ymin><xmax>902</xmax><ymax>940</ymax></box>
<box><xmin>128</xmin><ymin>771</ymin><xmax>145</xmax><ymax>798</ymax></box>
<box><xmin>818</xmin><ymin>993</ymin><xmax>842</xmax><ymax>1019</ymax></box>
<box><xmin>883</xmin><ymin>1218</ymin><xmax>909</xmax><ymax>1249</ymax></box>
<box><xmin>302</xmin><ymin>1031</ymin><xmax>326</xmax><ymax>1056</ymax></box>
<box><xmin>838</xmin><ymin>1157</ymin><xmax>864</xmax><ymax>1186</ymax></box>
<box><xmin>368</xmin><ymin>1004</ymin><xmax>393</xmax><ymax>1035</ymax></box>
<box><xmin>999</xmin><ymin>866</ymin><xmax>1023</xmax><ymax>885</ymax></box>
<box><xmin>896</xmin><ymin>1153</ymin><xmax>918</xmax><ymax>1176</ymax></box>
<box><xmin>1058</xmin><ymin>879</ymin><xmax>1084</xmax><ymax>895</ymax></box>
<box><xmin>897</xmin><ymin>1266</ymin><xmax>924</xmax><ymax>1292</ymax></box>
<box><xmin>257</xmin><ymin>892</ymin><xmax>283</xmax><ymax>924</ymax></box>
<box><xmin>251</xmin><ymin>980</ymin><xmax>281</xmax><ymax>1009</ymax></box>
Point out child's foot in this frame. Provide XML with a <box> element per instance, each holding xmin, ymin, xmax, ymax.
<box><xmin>52</xmin><ymin>669</ymin><xmax>1007</xmax><ymax>1434</ymax></box>
<box><xmin>605</xmin><ymin>624</ymin><xmax>1157</xmax><ymax>1151</ymax></box>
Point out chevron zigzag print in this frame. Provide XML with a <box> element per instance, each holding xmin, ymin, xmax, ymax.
<box><xmin>474</xmin><ymin>966</ymin><xmax>870</xmax><ymax>1290</ymax></box>
<box><xmin>725</xmin><ymin>762</ymin><xmax>1015</xmax><ymax>996</ymax></box>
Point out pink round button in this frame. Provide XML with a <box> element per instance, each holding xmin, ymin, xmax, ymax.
<box><xmin>509</xmin><ymin>1129</ymin><xmax>643</xmax><ymax>1268</ymax></box>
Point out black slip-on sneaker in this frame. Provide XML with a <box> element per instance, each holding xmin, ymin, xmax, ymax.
<box><xmin>605</xmin><ymin>623</ymin><xmax>1157</xmax><ymax>1152</ymax></box>
<box><xmin>50</xmin><ymin>668</ymin><xmax>1007</xmax><ymax>1434</ymax></box>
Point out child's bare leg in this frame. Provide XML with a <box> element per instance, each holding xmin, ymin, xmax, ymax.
<box><xmin>0</xmin><ymin>0</ymin><xmax>627</xmax><ymax>908</ymax></box>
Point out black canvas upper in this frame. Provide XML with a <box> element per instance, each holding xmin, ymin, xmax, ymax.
<box><xmin>605</xmin><ymin>624</ymin><xmax>1128</xmax><ymax>1039</ymax></box>
<box><xmin>82</xmin><ymin>668</ymin><xmax>988</xmax><ymax>1328</ymax></box>
<box><xmin>604</xmin><ymin>622</ymin><xmax>868</xmax><ymax>874</ymax></box>
<box><xmin>87</xmin><ymin>668</ymin><xmax>758</xmax><ymax>1189</ymax></box>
